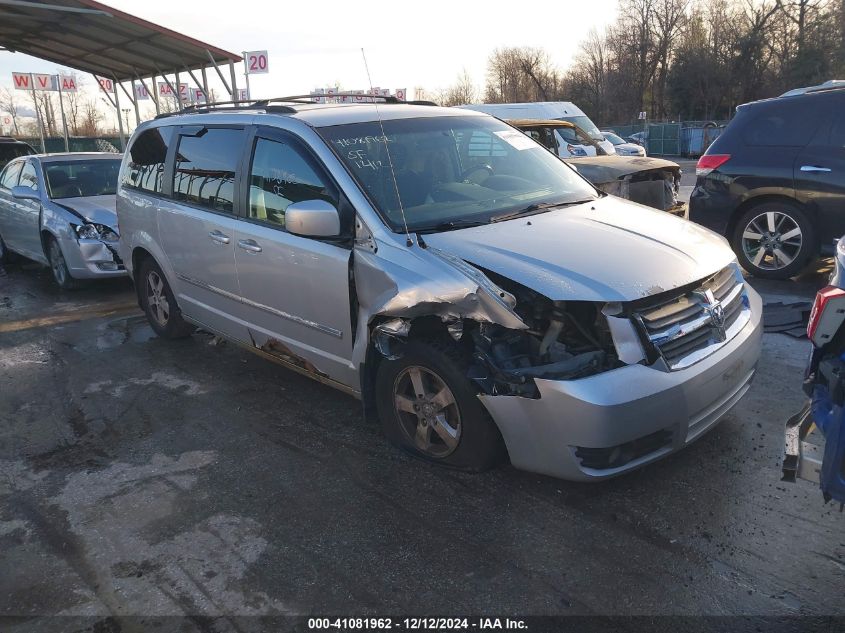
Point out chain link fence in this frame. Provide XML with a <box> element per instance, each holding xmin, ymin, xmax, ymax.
<box><xmin>603</xmin><ymin>121</ymin><xmax>729</xmax><ymax>157</ymax></box>
<box><xmin>17</xmin><ymin>136</ymin><xmax>122</xmax><ymax>154</ymax></box>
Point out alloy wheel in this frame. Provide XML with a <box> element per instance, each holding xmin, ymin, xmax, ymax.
<box><xmin>740</xmin><ymin>210</ymin><xmax>803</xmax><ymax>271</ymax></box>
<box><xmin>146</xmin><ymin>270</ymin><xmax>170</xmax><ymax>326</ymax></box>
<box><xmin>49</xmin><ymin>240</ymin><xmax>67</xmax><ymax>286</ymax></box>
<box><xmin>393</xmin><ymin>365</ymin><xmax>462</xmax><ymax>458</ymax></box>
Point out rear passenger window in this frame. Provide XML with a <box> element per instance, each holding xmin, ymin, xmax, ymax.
<box><xmin>741</xmin><ymin>100</ymin><xmax>819</xmax><ymax>147</ymax></box>
<box><xmin>173</xmin><ymin>128</ymin><xmax>245</xmax><ymax>213</ymax></box>
<box><xmin>122</xmin><ymin>127</ymin><xmax>174</xmax><ymax>193</ymax></box>
<box><xmin>0</xmin><ymin>161</ymin><xmax>23</xmax><ymax>189</ymax></box>
<box><xmin>248</xmin><ymin>137</ymin><xmax>336</xmax><ymax>228</ymax></box>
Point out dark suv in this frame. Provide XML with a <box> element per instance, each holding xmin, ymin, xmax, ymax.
<box><xmin>0</xmin><ymin>137</ymin><xmax>35</xmax><ymax>170</ymax></box>
<box><xmin>689</xmin><ymin>87</ymin><xmax>845</xmax><ymax>279</ymax></box>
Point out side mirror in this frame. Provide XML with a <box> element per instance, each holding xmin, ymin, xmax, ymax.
<box><xmin>285</xmin><ymin>199</ymin><xmax>340</xmax><ymax>238</ymax></box>
<box><xmin>11</xmin><ymin>185</ymin><xmax>39</xmax><ymax>202</ymax></box>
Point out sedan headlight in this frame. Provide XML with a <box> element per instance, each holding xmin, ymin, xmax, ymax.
<box><xmin>73</xmin><ymin>223</ymin><xmax>119</xmax><ymax>241</ymax></box>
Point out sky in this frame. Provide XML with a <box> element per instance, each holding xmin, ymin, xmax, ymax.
<box><xmin>0</xmin><ymin>0</ymin><xmax>619</xmax><ymax>131</ymax></box>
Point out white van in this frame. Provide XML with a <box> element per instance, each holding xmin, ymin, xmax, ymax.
<box><xmin>458</xmin><ymin>102</ymin><xmax>615</xmax><ymax>155</ymax></box>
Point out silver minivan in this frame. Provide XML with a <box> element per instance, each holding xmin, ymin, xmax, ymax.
<box><xmin>117</xmin><ymin>97</ymin><xmax>762</xmax><ymax>481</ymax></box>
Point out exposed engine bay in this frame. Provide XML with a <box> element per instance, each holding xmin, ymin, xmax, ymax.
<box><xmin>565</xmin><ymin>157</ymin><xmax>684</xmax><ymax>215</ymax></box>
<box><xmin>372</xmin><ymin>267</ymin><xmax>623</xmax><ymax>399</ymax></box>
<box><xmin>464</xmin><ymin>270</ymin><xmax>621</xmax><ymax>397</ymax></box>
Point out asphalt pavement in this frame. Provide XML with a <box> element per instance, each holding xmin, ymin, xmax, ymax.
<box><xmin>0</xmin><ymin>249</ymin><xmax>843</xmax><ymax>630</ymax></box>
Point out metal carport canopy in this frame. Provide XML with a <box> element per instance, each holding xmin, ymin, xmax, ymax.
<box><xmin>0</xmin><ymin>0</ymin><xmax>242</xmax><ymax>82</ymax></box>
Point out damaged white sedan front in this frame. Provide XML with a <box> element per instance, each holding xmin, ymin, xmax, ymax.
<box><xmin>0</xmin><ymin>153</ymin><xmax>125</xmax><ymax>288</ymax></box>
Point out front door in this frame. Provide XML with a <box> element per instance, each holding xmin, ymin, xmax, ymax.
<box><xmin>158</xmin><ymin>126</ymin><xmax>248</xmax><ymax>339</ymax></box>
<box><xmin>232</xmin><ymin>128</ymin><xmax>355</xmax><ymax>388</ymax></box>
<box><xmin>7</xmin><ymin>159</ymin><xmax>45</xmax><ymax>260</ymax></box>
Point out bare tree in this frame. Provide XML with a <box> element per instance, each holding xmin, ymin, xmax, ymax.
<box><xmin>0</xmin><ymin>87</ymin><xmax>22</xmax><ymax>134</ymax></box>
<box><xmin>441</xmin><ymin>70</ymin><xmax>478</xmax><ymax>106</ymax></box>
<box><xmin>79</xmin><ymin>97</ymin><xmax>103</xmax><ymax>136</ymax></box>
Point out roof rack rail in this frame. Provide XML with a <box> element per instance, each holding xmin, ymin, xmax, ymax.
<box><xmin>154</xmin><ymin>93</ymin><xmax>440</xmax><ymax>119</ymax></box>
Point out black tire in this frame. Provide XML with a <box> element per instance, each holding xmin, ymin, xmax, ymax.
<box><xmin>138</xmin><ymin>257</ymin><xmax>193</xmax><ymax>339</ymax></box>
<box><xmin>731</xmin><ymin>201</ymin><xmax>816</xmax><ymax>280</ymax></box>
<box><xmin>375</xmin><ymin>338</ymin><xmax>506</xmax><ymax>471</ymax></box>
<box><xmin>46</xmin><ymin>235</ymin><xmax>82</xmax><ymax>290</ymax></box>
<box><xmin>0</xmin><ymin>231</ymin><xmax>9</xmax><ymax>265</ymax></box>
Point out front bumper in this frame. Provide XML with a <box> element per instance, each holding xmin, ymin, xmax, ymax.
<box><xmin>480</xmin><ymin>286</ymin><xmax>763</xmax><ymax>481</ymax></box>
<box><xmin>60</xmin><ymin>235</ymin><xmax>128</xmax><ymax>279</ymax></box>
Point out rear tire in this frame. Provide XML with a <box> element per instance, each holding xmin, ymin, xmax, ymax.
<box><xmin>46</xmin><ymin>236</ymin><xmax>82</xmax><ymax>290</ymax></box>
<box><xmin>732</xmin><ymin>201</ymin><xmax>815</xmax><ymax>280</ymax></box>
<box><xmin>138</xmin><ymin>257</ymin><xmax>193</xmax><ymax>339</ymax></box>
<box><xmin>0</xmin><ymin>231</ymin><xmax>9</xmax><ymax>265</ymax></box>
<box><xmin>375</xmin><ymin>338</ymin><xmax>506</xmax><ymax>472</ymax></box>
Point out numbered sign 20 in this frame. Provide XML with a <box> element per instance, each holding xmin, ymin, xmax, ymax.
<box><xmin>245</xmin><ymin>51</ymin><xmax>269</xmax><ymax>75</ymax></box>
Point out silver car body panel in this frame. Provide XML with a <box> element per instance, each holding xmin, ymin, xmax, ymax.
<box><xmin>118</xmin><ymin>106</ymin><xmax>761</xmax><ymax>480</ymax></box>
<box><xmin>423</xmin><ymin>196</ymin><xmax>734</xmax><ymax>302</ymax></box>
<box><xmin>0</xmin><ymin>153</ymin><xmax>125</xmax><ymax>277</ymax></box>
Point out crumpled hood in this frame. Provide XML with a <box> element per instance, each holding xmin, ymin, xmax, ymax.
<box><xmin>422</xmin><ymin>196</ymin><xmax>734</xmax><ymax>302</ymax></box>
<box><xmin>564</xmin><ymin>155</ymin><xmax>680</xmax><ymax>184</ymax></box>
<box><xmin>53</xmin><ymin>195</ymin><xmax>118</xmax><ymax>228</ymax></box>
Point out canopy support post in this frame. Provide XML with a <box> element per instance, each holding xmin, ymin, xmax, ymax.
<box><xmin>56</xmin><ymin>74</ymin><xmax>69</xmax><ymax>152</ymax></box>
<box><xmin>112</xmin><ymin>76</ymin><xmax>125</xmax><ymax>150</ymax></box>
<box><xmin>201</xmin><ymin>65</ymin><xmax>210</xmax><ymax>103</ymax></box>
<box><xmin>229</xmin><ymin>61</ymin><xmax>238</xmax><ymax>100</ymax></box>
<box><xmin>206</xmin><ymin>51</ymin><xmax>232</xmax><ymax>97</ymax></box>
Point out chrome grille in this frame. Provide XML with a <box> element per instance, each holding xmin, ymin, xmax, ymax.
<box><xmin>634</xmin><ymin>265</ymin><xmax>749</xmax><ymax>369</ymax></box>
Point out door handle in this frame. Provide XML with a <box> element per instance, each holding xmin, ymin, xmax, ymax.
<box><xmin>800</xmin><ymin>165</ymin><xmax>832</xmax><ymax>173</ymax></box>
<box><xmin>208</xmin><ymin>230</ymin><xmax>230</xmax><ymax>245</ymax></box>
<box><xmin>237</xmin><ymin>239</ymin><xmax>262</xmax><ymax>253</ymax></box>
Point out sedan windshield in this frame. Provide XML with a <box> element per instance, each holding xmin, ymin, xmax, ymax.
<box><xmin>318</xmin><ymin>116</ymin><xmax>597</xmax><ymax>233</ymax></box>
<box><xmin>44</xmin><ymin>159</ymin><xmax>121</xmax><ymax>199</ymax></box>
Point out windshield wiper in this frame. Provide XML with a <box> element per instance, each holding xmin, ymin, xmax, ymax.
<box><xmin>490</xmin><ymin>199</ymin><xmax>594</xmax><ymax>223</ymax></box>
<box><xmin>418</xmin><ymin>218</ymin><xmax>490</xmax><ymax>233</ymax></box>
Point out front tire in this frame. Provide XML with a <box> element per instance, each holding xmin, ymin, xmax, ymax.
<box><xmin>375</xmin><ymin>338</ymin><xmax>506</xmax><ymax>471</ymax></box>
<box><xmin>138</xmin><ymin>258</ymin><xmax>193</xmax><ymax>339</ymax></box>
<box><xmin>47</xmin><ymin>236</ymin><xmax>81</xmax><ymax>289</ymax></box>
<box><xmin>732</xmin><ymin>202</ymin><xmax>815</xmax><ymax>279</ymax></box>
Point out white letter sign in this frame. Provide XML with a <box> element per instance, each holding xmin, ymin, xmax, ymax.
<box><xmin>244</xmin><ymin>51</ymin><xmax>269</xmax><ymax>75</ymax></box>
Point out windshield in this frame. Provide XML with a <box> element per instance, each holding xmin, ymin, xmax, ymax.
<box><xmin>604</xmin><ymin>132</ymin><xmax>625</xmax><ymax>145</ymax></box>
<box><xmin>560</xmin><ymin>115</ymin><xmax>602</xmax><ymax>140</ymax></box>
<box><xmin>318</xmin><ymin>116</ymin><xmax>597</xmax><ymax>233</ymax></box>
<box><xmin>44</xmin><ymin>159</ymin><xmax>121</xmax><ymax>199</ymax></box>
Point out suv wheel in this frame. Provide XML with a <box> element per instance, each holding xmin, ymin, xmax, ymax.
<box><xmin>732</xmin><ymin>202</ymin><xmax>815</xmax><ymax>279</ymax></box>
<box><xmin>47</xmin><ymin>236</ymin><xmax>81</xmax><ymax>289</ymax></box>
<box><xmin>138</xmin><ymin>258</ymin><xmax>193</xmax><ymax>339</ymax></box>
<box><xmin>375</xmin><ymin>338</ymin><xmax>506</xmax><ymax>471</ymax></box>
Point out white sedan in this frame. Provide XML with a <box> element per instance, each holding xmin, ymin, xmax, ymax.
<box><xmin>0</xmin><ymin>152</ymin><xmax>126</xmax><ymax>288</ymax></box>
<box><xmin>604</xmin><ymin>131</ymin><xmax>647</xmax><ymax>157</ymax></box>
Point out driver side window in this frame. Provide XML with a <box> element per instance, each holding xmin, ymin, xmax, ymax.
<box><xmin>248</xmin><ymin>137</ymin><xmax>336</xmax><ymax>229</ymax></box>
<box><xmin>0</xmin><ymin>161</ymin><xmax>23</xmax><ymax>190</ymax></box>
<box><xmin>19</xmin><ymin>161</ymin><xmax>39</xmax><ymax>191</ymax></box>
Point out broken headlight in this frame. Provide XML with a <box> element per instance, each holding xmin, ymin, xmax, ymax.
<box><xmin>74</xmin><ymin>223</ymin><xmax>119</xmax><ymax>242</ymax></box>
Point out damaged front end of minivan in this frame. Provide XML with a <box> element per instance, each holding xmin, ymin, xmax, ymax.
<box><xmin>356</xmin><ymin>227</ymin><xmax>628</xmax><ymax>402</ymax></box>
<box><xmin>353</xmin><ymin>215</ymin><xmax>761</xmax><ymax>481</ymax></box>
